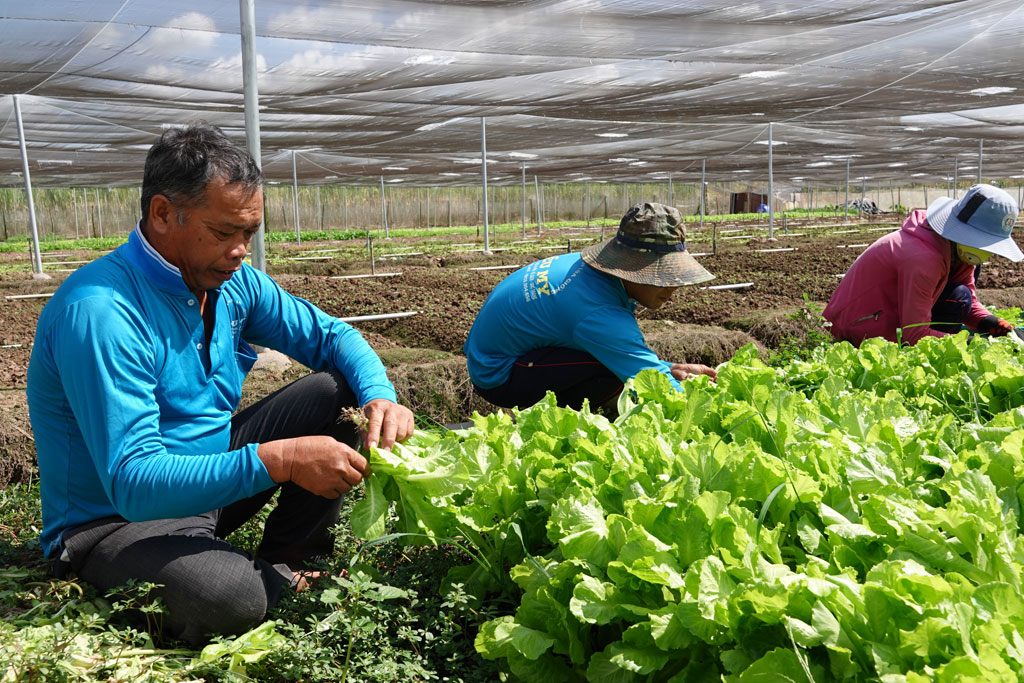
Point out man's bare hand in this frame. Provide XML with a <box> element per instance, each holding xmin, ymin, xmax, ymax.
<box><xmin>259</xmin><ymin>435</ymin><xmax>369</xmax><ymax>498</ymax></box>
<box><xmin>362</xmin><ymin>398</ymin><xmax>415</xmax><ymax>451</ymax></box>
<box><xmin>670</xmin><ymin>363</ymin><xmax>718</xmax><ymax>383</ymax></box>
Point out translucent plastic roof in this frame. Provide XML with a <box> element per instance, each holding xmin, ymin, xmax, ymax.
<box><xmin>3</xmin><ymin>1</ymin><xmax>1024</xmax><ymax>189</ymax></box>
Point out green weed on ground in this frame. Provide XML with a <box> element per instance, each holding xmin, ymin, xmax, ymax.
<box><xmin>1</xmin><ymin>480</ymin><xmax>499</xmax><ymax>682</ymax></box>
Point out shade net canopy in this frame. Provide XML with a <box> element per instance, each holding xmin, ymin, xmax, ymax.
<box><xmin>2</xmin><ymin>0</ymin><xmax>1024</xmax><ymax>190</ymax></box>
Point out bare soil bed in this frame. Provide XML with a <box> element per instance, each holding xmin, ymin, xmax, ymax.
<box><xmin>2</xmin><ymin>220</ymin><xmax>1022</xmax><ymax>486</ymax></box>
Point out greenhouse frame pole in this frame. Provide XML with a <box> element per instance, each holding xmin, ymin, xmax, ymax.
<box><xmin>13</xmin><ymin>95</ymin><xmax>46</xmax><ymax>278</ymax></box>
<box><xmin>239</xmin><ymin>0</ymin><xmax>265</xmax><ymax>272</ymax></box>
<box><xmin>534</xmin><ymin>176</ymin><xmax>543</xmax><ymax>234</ymax></box>
<box><xmin>699</xmin><ymin>159</ymin><xmax>706</xmax><ymax>230</ymax></box>
<box><xmin>953</xmin><ymin>158</ymin><xmax>959</xmax><ymax>198</ymax></box>
<box><xmin>73</xmin><ymin>187</ymin><xmax>79</xmax><ymax>239</ymax></box>
<box><xmin>96</xmin><ymin>188</ymin><xmax>103</xmax><ymax>238</ymax></box>
<box><xmin>767</xmin><ymin>123</ymin><xmax>775</xmax><ymax>239</ymax></box>
<box><xmin>521</xmin><ymin>163</ymin><xmax>527</xmax><ymax>239</ymax></box>
<box><xmin>978</xmin><ymin>139</ymin><xmax>984</xmax><ymax>183</ymax></box>
<box><xmin>291</xmin><ymin>150</ymin><xmax>301</xmax><ymax>243</ymax></box>
<box><xmin>380</xmin><ymin>175</ymin><xmax>389</xmax><ymax>238</ymax></box>
<box><xmin>426</xmin><ymin>187</ymin><xmax>431</xmax><ymax>229</ymax></box>
<box><xmin>480</xmin><ymin>117</ymin><xmax>490</xmax><ymax>252</ymax></box>
<box><xmin>668</xmin><ymin>174</ymin><xmax>674</xmax><ymax>206</ymax></box>
<box><xmin>844</xmin><ymin>158</ymin><xmax>850</xmax><ymax>224</ymax></box>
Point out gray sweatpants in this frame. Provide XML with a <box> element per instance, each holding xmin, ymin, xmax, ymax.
<box><xmin>56</xmin><ymin>369</ymin><xmax>359</xmax><ymax>645</ymax></box>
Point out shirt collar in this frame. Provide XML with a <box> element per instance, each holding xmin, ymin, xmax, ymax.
<box><xmin>125</xmin><ymin>222</ymin><xmax>193</xmax><ymax>295</ymax></box>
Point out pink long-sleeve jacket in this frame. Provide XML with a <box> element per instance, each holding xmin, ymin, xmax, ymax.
<box><xmin>823</xmin><ymin>209</ymin><xmax>991</xmax><ymax>346</ymax></box>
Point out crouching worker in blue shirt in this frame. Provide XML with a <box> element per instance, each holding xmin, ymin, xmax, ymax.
<box><xmin>27</xmin><ymin>122</ymin><xmax>415</xmax><ymax>645</ymax></box>
<box><xmin>464</xmin><ymin>202</ymin><xmax>718</xmax><ymax>416</ymax></box>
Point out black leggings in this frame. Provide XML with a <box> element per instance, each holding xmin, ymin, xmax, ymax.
<box><xmin>474</xmin><ymin>347</ymin><xmax>623</xmax><ymax>413</ymax></box>
<box><xmin>57</xmin><ymin>370</ymin><xmax>358</xmax><ymax>645</ymax></box>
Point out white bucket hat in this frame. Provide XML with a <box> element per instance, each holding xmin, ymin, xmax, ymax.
<box><xmin>926</xmin><ymin>183</ymin><xmax>1023</xmax><ymax>262</ymax></box>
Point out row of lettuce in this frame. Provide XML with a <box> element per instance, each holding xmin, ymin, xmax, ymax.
<box><xmin>356</xmin><ymin>331</ymin><xmax>1024</xmax><ymax>682</ymax></box>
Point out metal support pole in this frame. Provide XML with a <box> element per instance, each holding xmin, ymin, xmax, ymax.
<box><xmin>521</xmin><ymin>163</ymin><xmax>527</xmax><ymax>239</ymax></box>
<box><xmin>13</xmin><ymin>95</ymin><xmax>46</xmax><ymax>278</ymax></box>
<box><xmin>73</xmin><ymin>187</ymin><xmax>79</xmax><ymax>239</ymax></box>
<box><xmin>668</xmin><ymin>174</ymin><xmax>674</xmax><ymax>206</ymax></box>
<box><xmin>700</xmin><ymin>159</ymin><xmax>706</xmax><ymax>231</ymax></box>
<box><xmin>768</xmin><ymin>123</ymin><xmax>775</xmax><ymax>239</ymax></box>
<box><xmin>316</xmin><ymin>185</ymin><xmax>322</xmax><ymax>230</ymax></box>
<box><xmin>239</xmin><ymin>0</ymin><xmax>265</xmax><ymax>271</ymax></box>
<box><xmin>844</xmin><ymin>158</ymin><xmax>850</xmax><ymax>224</ymax></box>
<box><xmin>380</xmin><ymin>175</ymin><xmax>389</xmax><ymax>238</ymax></box>
<box><xmin>585</xmin><ymin>183</ymin><xmax>591</xmax><ymax>226</ymax></box>
<box><xmin>291</xmin><ymin>150</ymin><xmax>301</xmax><ymax>243</ymax></box>
<box><xmin>953</xmin><ymin>158</ymin><xmax>959</xmax><ymax>198</ymax></box>
<box><xmin>481</xmin><ymin>117</ymin><xmax>490</xmax><ymax>252</ymax></box>
<box><xmin>448</xmin><ymin>187</ymin><xmax>452</xmax><ymax>227</ymax></box>
<box><xmin>534</xmin><ymin>176</ymin><xmax>543</xmax><ymax>233</ymax></box>
<box><xmin>978</xmin><ymin>139</ymin><xmax>984</xmax><ymax>183</ymax></box>
<box><xmin>368</xmin><ymin>234</ymin><xmax>375</xmax><ymax>275</ymax></box>
<box><xmin>96</xmin><ymin>188</ymin><xmax>103</xmax><ymax>238</ymax></box>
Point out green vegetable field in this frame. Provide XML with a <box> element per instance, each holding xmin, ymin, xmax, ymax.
<box><xmin>355</xmin><ymin>332</ymin><xmax>1024</xmax><ymax>682</ymax></box>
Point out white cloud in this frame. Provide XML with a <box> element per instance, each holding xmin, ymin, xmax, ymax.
<box><xmin>403</xmin><ymin>54</ymin><xmax>455</xmax><ymax>66</ymax></box>
<box><xmin>416</xmin><ymin>118</ymin><xmax>469</xmax><ymax>132</ymax></box>
<box><xmin>969</xmin><ymin>87</ymin><xmax>1015</xmax><ymax>96</ymax></box>
<box><xmin>146</xmin><ymin>12</ymin><xmax>217</xmax><ymax>51</ymax></box>
<box><xmin>740</xmin><ymin>71</ymin><xmax>786</xmax><ymax>79</ymax></box>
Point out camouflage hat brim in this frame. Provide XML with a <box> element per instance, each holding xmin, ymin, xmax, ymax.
<box><xmin>580</xmin><ymin>237</ymin><xmax>715</xmax><ymax>287</ymax></box>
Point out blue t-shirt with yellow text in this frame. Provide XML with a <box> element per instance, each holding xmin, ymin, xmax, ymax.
<box><xmin>463</xmin><ymin>253</ymin><xmax>679</xmax><ymax>391</ymax></box>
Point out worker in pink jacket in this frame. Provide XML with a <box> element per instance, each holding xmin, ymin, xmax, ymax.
<box><xmin>824</xmin><ymin>184</ymin><xmax>1023</xmax><ymax>346</ymax></box>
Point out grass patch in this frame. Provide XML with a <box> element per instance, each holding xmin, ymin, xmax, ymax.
<box><xmin>0</xmin><ymin>479</ymin><xmax>499</xmax><ymax>682</ymax></box>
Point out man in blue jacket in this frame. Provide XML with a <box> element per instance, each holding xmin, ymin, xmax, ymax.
<box><xmin>464</xmin><ymin>202</ymin><xmax>718</xmax><ymax>415</ymax></box>
<box><xmin>27</xmin><ymin>122</ymin><xmax>415</xmax><ymax>644</ymax></box>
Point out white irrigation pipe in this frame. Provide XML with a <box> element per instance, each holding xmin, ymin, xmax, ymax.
<box><xmin>42</xmin><ymin>260</ymin><xmax>89</xmax><ymax>266</ymax></box>
<box><xmin>469</xmin><ymin>264</ymin><xmax>521</xmax><ymax>271</ymax></box>
<box><xmin>837</xmin><ymin>243</ymin><xmax>869</xmax><ymax>249</ymax></box>
<box><xmin>701</xmin><ymin>282</ymin><xmax>755</xmax><ymax>291</ymax></box>
<box><xmin>755</xmin><ymin>247</ymin><xmax>797</xmax><ymax>253</ymax></box>
<box><xmin>330</xmin><ymin>272</ymin><xmax>403</xmax><ymax>280</ymax></box>
<box><xmin>690</xmin><ymin>252</ymin><xmax>711</xmax><ymax>257</ymax></box>
<box><xmin>721</xmin><ymin>235</ymin><xmax>755</xmax><ymax>240</ymax></box>
<box><xmin>339</xmin><ymin>311</ymin><xmax>419</xmax><ymax>323</ymax></box>
<box><xmin>286</xmin><ymin>256</ymin><xmax>331</xmax><ymax>261</ymax></box>
<box><xmin>378</xmin><ymin>251</ymin><xmax>425</xmax><ymax>258</ymax></box>
<box><xmin>5</xmin><ymin>293</ymin><xmax>55</xmax><ymax>300</ymax></box>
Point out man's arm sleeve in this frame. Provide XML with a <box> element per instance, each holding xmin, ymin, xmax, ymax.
<box><xmin>53</xmin><ymin>298</ymin><xmax>274</xmax><ymax>522</ymax></box>
<box><xmin>239</xmin><ymin>268</ymin><xmax>397</xmax><ymax>405</ymax></box>
<box><xmin>571</xmin><ymin>308</ymin><xmax>683</xmax><ymax>391</ymax></box>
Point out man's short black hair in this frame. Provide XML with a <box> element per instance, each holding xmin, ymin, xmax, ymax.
<box><xmin>141</xmin><ymin>121</ymin><xmax>263</xmax><ymax>223</ymax></box>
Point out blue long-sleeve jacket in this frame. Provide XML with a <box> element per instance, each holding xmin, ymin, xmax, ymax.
<box><xmin>28</xmin><ymin>227</ymin><xmax>397</xmax><ymax>557</ymax></box>
<box><xmin>463</xmin><ymin>253</ymin><xmax>680</xmax><ymax>391</ymax></box>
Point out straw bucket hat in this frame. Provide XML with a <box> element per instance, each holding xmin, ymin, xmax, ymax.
<box><xmin>581</xmin><ymin>202</ymin><xmax>715</xmax><ymax>286</ymax></box>
<box><xmin>926</xmin><ymin>184</ymin><xmax>1023</xmax><ymax>262</ymax></box>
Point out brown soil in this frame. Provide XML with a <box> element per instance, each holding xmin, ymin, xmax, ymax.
<box><xmin>2</xmin><ymin>222</ymin><xmax>1021</xmax><ymax>486</ymax></box>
